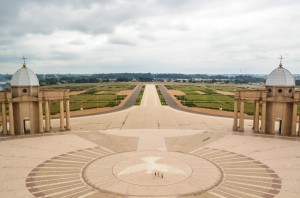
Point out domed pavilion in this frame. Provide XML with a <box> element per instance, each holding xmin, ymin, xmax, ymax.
<box><xmin>0</xmin><ymin>57</ymin><xmax>70</xmax><ymax>135</ymax></box>
<box><xmin>233</xmin><ymin>57</ymin><xmax>300</xmax><ymax>136</ymax></box>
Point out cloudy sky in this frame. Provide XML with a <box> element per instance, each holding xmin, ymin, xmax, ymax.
<box><xmin>1</xmin><ymin>0</ymin><xmax>300</xmax><ymax>74</ymax></box>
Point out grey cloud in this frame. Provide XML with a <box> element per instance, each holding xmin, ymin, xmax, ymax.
<box><xmin>138</xmin><ymin>34</ymin><xmax>156</xmax><ymax>41</ymax></box>
<box><xmin>67</xmin><ymin>38</ymin><xmax>85</xmax><ymax>45</ymax></box>
<box><xmin>50</xmin><ymin>52</ymin><xmax>77</xmax><ymax>60</ymax></box>
<box><xmin>108</xmin><ymin>36</ymin><xmax>137</xmax><ymax>46</ymax></box>
<box><xmin>0</xmin><ymin>54</ymin><xmax>21</xmax><ymax>63</ymax></box>
<box><xmin>1</xmin><ymin>0</ymin><xmax>300</xmax><ymax>74</ymax></box>
<box><xmin>0</xmin><ymin>0</ymin><xmax>137</xmax><ymax>37</ymax></box>
<box><xmin>0</xmin><ymin>0</ymin><xmax>210</xmax><ymax>37</ymax></box>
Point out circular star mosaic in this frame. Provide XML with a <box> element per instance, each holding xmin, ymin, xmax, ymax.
<box><xmin>25</xmin><ymin>147</ymin><xmax>281</xmax><ymax>198</ymax></box>
<box><xmin>83</xmin><ymin>151</ymin><xmax>222</xmax><ymax>196</ymax></box>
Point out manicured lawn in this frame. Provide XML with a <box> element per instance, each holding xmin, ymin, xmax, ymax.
<box><xmin>134</xmin><ymin>85</ymin><xmax>145</xmax><ymax>105</ymax></box>
<box><xmin>40</xmin><ymin>83</ymin><xmax>137</xmax><ymax>114</ymax></box>
<box><xmin>156</xmin><ymin>85</ymin><xmax>167</xmax><ymax>105</ymax></box>
<box><xmin>166</xmin><ymin>84</ymin><xmax>257</xmax><ymax>115</ymax></box>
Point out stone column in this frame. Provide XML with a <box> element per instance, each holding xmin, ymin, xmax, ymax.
<box><xmin>239</xmin><ymin>100</ymin><xmax>244</xmax><ymax>132</ymax></box>
<box><xmin>45</xmin><ymin>100</ymin><xmax>50</xmax><ymax>132</ymax></box>
<box><xmin>254</xmin><ymin>100</ymin><xmax>260</xmax><ymax>133</ymax></box>
<box><xmin>2</xmin><ymin>102</ymin><xmax>7</xmax><ymax>134</ymax></box>
<box><xmin>8</xmin><ymin>102</ymin><xmax>14</xmax><ymax>135</ymax></box>
<box><xmin>252</xmin><ymin>101</ymin><xmax>256</xmax><ymax>129</ymax></box>
<box><xmin>233</xmin><ymin>99</ymin><xmax>238</xmax><ymax>131</ymax></box>
<box><xmin>38</xmin><ymin>100</ymin><xmax>44</xmax><ymax>133</ymax></box>
<box><xmin>29</xmin><ymin>102</ymin><xmax>35</xmax><ymax>134</ymax></box>
<box><xmin>60</xmin><ymin>100</ymin><xmax>65</xmax><ymax>131</ymax></box>
<box><xmin>48</xmin><ymin>101</ymin><xmax>51</xmax><ymax>129</ymax></box>
<box><xmin>291</xmin><ymin>102</ymin><xmax>298</xmax><ymax>136</ymax></box>
<box><xmin>65</xmin><ymin>99</ymin><xmax>71</xmax><ymax>130</ymax></box>
<box><xmin>298</xmin><ymin>110</ymin><xmax>300</xmax><ymax>136</ymax></box>
<box><xmin>261</xmin><ymin>100</ymin><xmax>266</xmax><ymax>133</ymax></box>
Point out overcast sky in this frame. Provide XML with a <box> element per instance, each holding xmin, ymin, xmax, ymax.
<box><xmin>1</xmin><ymin>0</ymin><xmax>300</xmax><ymax>74</ymax></box>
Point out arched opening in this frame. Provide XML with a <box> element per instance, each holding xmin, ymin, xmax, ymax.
<box><xmin>23</xmin><ymin>117</ymin><xmax>30</xmax><ymax>134</ymax></box>
<box><xmin>274</xmin><ymin>118</ymin><xmax>282</xmax><ymax>135</ymax></box>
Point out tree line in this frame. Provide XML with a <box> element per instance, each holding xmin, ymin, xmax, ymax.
<box><xmin>1</xmin><ymin>73</ymin><xmax>300</xmax><ymax>85</ymax></box>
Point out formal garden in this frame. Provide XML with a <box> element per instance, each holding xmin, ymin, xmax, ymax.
<box><xmin>165</xmin><ymin>84</ymin><xmax>255</xmax><ymax>114</ymax></box>
<box><xmin>40</xmin><ymin>83</ymin><xmax>137</xmax><ymax>114</ymax></box>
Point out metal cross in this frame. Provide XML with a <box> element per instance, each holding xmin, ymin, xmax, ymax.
<box><xmin>21</xmin><ymin>56</ymin><xmax>27</xmax><ymax>67</ymax></box>
<box><xmin>278</xmin><ymin>55</ymin><xmax>284</xmax><ymax>67</ymax></box>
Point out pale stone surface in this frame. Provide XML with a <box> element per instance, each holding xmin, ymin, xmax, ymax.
<box><xmin>84</xmin><ymin>151</ymin><xmax>222</xmax><ymax>196</ymax></box>
<box><xmin>1</xmin><ymin>84</ymin><xmax>300</xmax><ymax>198</ymax></box>
<box><xmin>51</xmin><ymin>85</ymin><xmax>248</xmax><ymax>132</ymax></box>
<box><xmin>0</xmin><ymin>135</ymin><xmax>98</xmax><ymax>198</ymax></box>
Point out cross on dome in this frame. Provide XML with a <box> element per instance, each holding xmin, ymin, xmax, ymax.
<box><xmin>278</xmin><ymin>55</ymin><xmax>284</xmax><ymax>68</ymax></box>
<box><xmin>21</xmin><ymin>56</ymin><xmax>27</xmax><ymax>67</ymax></box>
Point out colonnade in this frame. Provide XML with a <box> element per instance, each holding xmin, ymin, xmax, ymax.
<box><xmin>1</xmin><ymin>101</ymin><xmax>14</xmax><ymax>135</ymax></box>
<box><xmin>38</xmin><ymin>99</ymin><xmax>71</xmax><ymax>133</ymax></box>
<box><xmin>233</xmin><ymin>98</ymin><xmax>267</xmax><ymax>133</ymax></box>
<box><xmin>1</xmin><ymin>98</ymin><xmax>70</xmax><ymax>135</ymax></box>
<box><xmin>233</xmin><ymin>98</ymin><xmax>299</xmax><ymax>136</ymax></box>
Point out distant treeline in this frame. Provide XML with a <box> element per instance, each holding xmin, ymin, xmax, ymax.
<box><xmin>1</xmin><ymin>73</ymin><xmax>300</xmax><ymax>85</ymax></box>
<box><xmin>34</xmin><ymin>73</ymin><xmax>269</xmax><ymax>85</ymax></box>
<box><xmin>90</xmin><ymin>73</ymin><xmax>263</xmax><ymax>80</ymax></box>
<box><xmin>32</xmin><ymin>73</ymin><xmax>269</xmax><ymax>85</ymax></box>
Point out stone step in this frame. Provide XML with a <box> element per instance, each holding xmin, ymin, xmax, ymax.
<box><xmin>70</xmin><ymin>150</ymin><xmax>102</xmax><ymax>158</ymax></box>
<box><xmin>27</xmin><ymin>177</ymin><xmax>80</xmax><ymax>187</ymax></box>
<box><xmin>65</xmin><ymin>153</ymin><xmax>96</xmax><ymax>160</ymax></box>
<box><xmin>222</xmin><ymin>182</ymin><xmax>278</xmax><ymax>197</ymax></box>
<box><xmin>32</xmin><ymin>183</ymin><xmax>84</xmax><ymax>197</ymax></box>
<box><xmin>39</xmin><ymin>163</ymin><xmax>83</xmax><ymax>168</ymax></box>
<box><xmin>31</xmin><ymin>181</ymin><xmax>83</xmax><ymax>193</ymax></box>
<box><xmin>61</xmin><ymin>189</ymin><xmax>96</xmax><ymax>198</ymax></box>
<box><xmin>43</xmin><ymin>160</ymin><xmax>86</xmax><ymax>166</ymax></box>
<box><xmin>50</xmin><ymin>186</ymin><xmax>91</xmax><ymax>198</ymax></box>
<box><xmin>53</xmin><ymin>155</ymin><xmax>92</xmax><ymax>162</ymax></box>
<box><xmin>26</xmin><ymin>175</ymin><xmax>78</xmax><ymax>182</ymax></box>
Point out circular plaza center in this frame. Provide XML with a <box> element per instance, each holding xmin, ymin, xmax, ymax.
<box><xmin>83</xmin><ymin>151</ymin><xmax>222</xmax><ymax>196</ymax></box>
<box><xmin>113</xmin><ymin>153</ymin><xmax>193</xmax><ymax>186</ymax></box>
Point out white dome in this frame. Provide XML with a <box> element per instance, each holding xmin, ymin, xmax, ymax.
<box><xmin>266</xmin><ymin>67</ymin><xmax>295</xmax><ymax>87</ymax></box>
<box><xmin>10</xmin><ymin>65</ymin><xmax>39</xmax><ymax>86</ymax></box>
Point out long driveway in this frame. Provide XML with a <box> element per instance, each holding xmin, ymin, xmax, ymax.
<box><xmin>66</xmin><ymin>84</ymin><xmax>252</xmax><ymax>132</ymax></box>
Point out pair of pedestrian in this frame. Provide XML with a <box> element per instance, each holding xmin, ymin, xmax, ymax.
<box><xmin>154</xmin><ymin>171</ymin><xmax>163</xmax><ymax>179</ymax></box>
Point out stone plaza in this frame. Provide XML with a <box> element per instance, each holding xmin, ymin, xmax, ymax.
<box><xmin>1</xmin><ymin>83</ymin><xmax>300</xmax><ymax>198</ymax></box>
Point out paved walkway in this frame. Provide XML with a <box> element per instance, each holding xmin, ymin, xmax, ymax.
<box><xmin>58</xmin><ymin>85</ymin><xmax>248</xmax><ymax>132</ymax></box>
<box><xmin>0</xmin><ymin>84</ymin><xmax>300</xmax><ymax>197</ymax></box>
